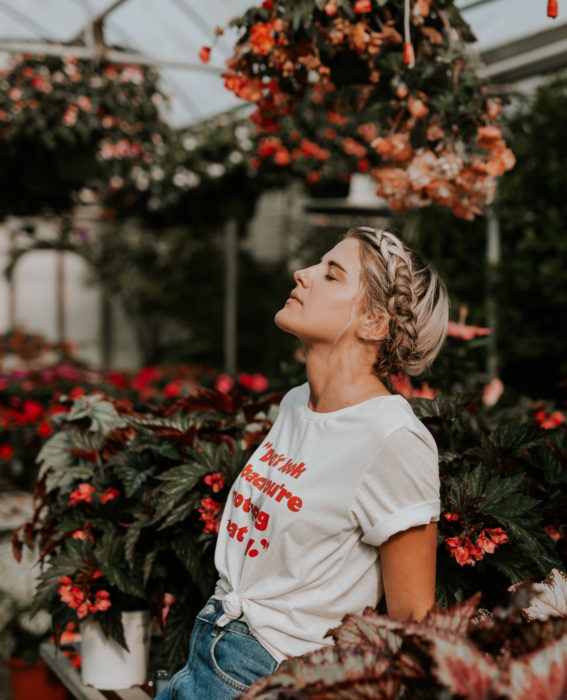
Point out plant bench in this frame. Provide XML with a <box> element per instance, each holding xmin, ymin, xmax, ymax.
<box><xmin>40</xmin><ymin>643</ymin><xmax>153</xmax><ymax>700</ymax></box>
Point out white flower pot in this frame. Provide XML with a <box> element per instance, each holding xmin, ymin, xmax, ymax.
<box><xmin>80</xmin><ymin>610</ymin><xmax>151</xmax><ymax>690</ymax></box>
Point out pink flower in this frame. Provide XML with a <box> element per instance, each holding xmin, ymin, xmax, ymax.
<box><xmin>71</xmin><ymin>529</ymin><xmax>94</xmax><ymax>542</ymax></box>
<box><xmin>101</xmin><ymin>487</ymin><xmax>120</xmax><ymax>504</ymax></box>
<box><xmin>215</xmin><ymin>374</ymin><xmax>234</xmax><ymax>393</ymax></box>
<box><xmin>324</xmin><ymin>0</ymin><xmax>338</xmax><ymax>15</ymax></box>
<box><xmin>483</xmin><ymin>377</ymin><xmax>504</xmax><ymax>406</ymax></box>
<box><xmin>77</xmin><ymin>95</ymin><xmax>92</xmax><ymax>111</ymax></box>
<box><xmin>447</xmin><ymin>321</ymin><xmax>491</xmax><ymax>340</ymax></box>
<box><xmin>199</xmin><ymin>46</ymin><xmax>211</xmax><ymax>64</ymax></box>
<box><xmin>69</xmin><ymin>483</ymin><xmax>95</xmax><ymax>507</ymax></box>
<box><xmin>354</xmin><ymin>0</ymin><xmax>372</xmax><ymax>12</ymax></box>
<box><xmin>204</xmin><ymin>472</ymin><xmax>225</xmax><ymax>493</ymax></box>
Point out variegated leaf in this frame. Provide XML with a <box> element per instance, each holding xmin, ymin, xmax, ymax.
<box><xmin>498</xmin><ymin>635</ymin><xmax>567</xmax><ymax>700</ymax></box>
<box><xmin>67</xmin><ymin>394</ymin><xmax>127</xmax><ymax>435</ymax></box>
<box><xmin>430</xmin><ymin>632</ymin><xmax>499</xmax><ymax>697</ymax></box>
<box><xmin>422</xmin><ymin>592</ymin><xmax>481</xmax><ymax>635</ymax></box>
<box><xmin>523</xmin><ymin>569</ymin><xmax>567</xmax><ymax>622</ymax></box>
<box><xmin>327</xmin><ymin>608</ymin><xmax>402</xmax><ymax>655</ymax></box>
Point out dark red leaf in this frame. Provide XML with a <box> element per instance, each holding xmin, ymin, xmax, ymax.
<box><xmin>430</xmin><ymin>632</ymin><xmax>499</xmax><ymax>696</ymax></box>
<box><xmin>498</xmin><ymin>635</ymin><xmax>567</xmax><ymax>699</ymax></box>
<box><xmin>11</xmin><ymin>527</ymin><xmax>23</xmax><ymax>563</ymax></box>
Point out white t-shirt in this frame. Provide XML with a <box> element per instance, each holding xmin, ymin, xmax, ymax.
<box><xmin>213</xmin><ymin>383</ymin><xmax>440</xmax><ymax>663</ymax></box>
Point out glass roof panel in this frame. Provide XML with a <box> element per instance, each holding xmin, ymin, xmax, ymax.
<box><xmin>1</xmin><ymin>0</ymin><xmax>567</xmax><ymax>126</ymax></box>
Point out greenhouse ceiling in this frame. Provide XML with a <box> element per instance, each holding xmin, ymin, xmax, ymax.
<box><xmin>0</xmin><ymin>0</ymin><xmax>566</xmax><ymax>127</ymax></box>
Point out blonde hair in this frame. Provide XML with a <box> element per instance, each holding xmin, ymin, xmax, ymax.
<box><xmin>346</xmin><ymin>227</ymin><xmax>449</xmax><ymax>377</ymax></box>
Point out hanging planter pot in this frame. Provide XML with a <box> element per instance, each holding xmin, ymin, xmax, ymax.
<box><xmin>80</xmin><ymin>610</ymin><xmax>151</xmax><ymax>690</ymax></box>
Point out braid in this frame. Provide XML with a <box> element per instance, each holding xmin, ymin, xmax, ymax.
<box><xmin>373</xmin><ymin>233</ymin><xmax>418</xmax><ymax>376</ymax></box>
<box><xmin>346</xmin><ymin>227</ymin><xmax>448</xmax><ymax>378</ymax></box>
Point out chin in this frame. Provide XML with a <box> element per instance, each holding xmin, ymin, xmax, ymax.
<box><xmin>274</xmin><ymin>307</ymin><xmax>297</xmax><ymax>335</ymax></box>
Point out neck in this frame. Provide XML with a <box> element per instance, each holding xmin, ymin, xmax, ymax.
<box><xmin>303</xmin><ymin>341</ymin><xmax>390</xmax><ymax>413</ymax></box>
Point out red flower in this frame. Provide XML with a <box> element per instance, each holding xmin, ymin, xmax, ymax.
<box><xmin>354</xmin><ymin>0</ymin><xmax>372</xmax><ymax>12</ymax></box>
<box><xmin>535</xmin><ymin>410</ymin><xmax>565</xmax><ymax>430</ymax></box>
<box><xmin>88</xmin><ymin>590</ymin><xmax>112</xmax><ymax>613</ymax></box>
<box><xmin>544</xmin><ymin>524</ymin><xmax>562</xmax><ymax>541</ymax></box>
<box><xmin>486</xmin><ymin>527</ymin><xmax>509</xmax><ymax>545</ymax></box>
<box><xmin>37</xmin><ymin>421</ymin><xmax>53</xmax><ymax>438</ymax></box>
<box><xmin>199</xmin><ymin>46</ymin><xmax>211</xmax><ymax>64</ymax></box>
<box><xmin>69</xmin><ymin>483</ymin><xmax>96</xmax><ymax>507</ymax></box>
<box><xmin>101</xmin><ymin>487</ymin><xmax>120</xmax><ymax>504</ymax></box>
<box><xmin>237</xmin><ymin>372</ymin><xmax>269</xmax><ymax>392</ymax></box>
<box><xmin>204</xmin><ymin>472</ymin><xmax>225</xmax><ymax>493</ymax></box>
<box><xmin>249</xmin><ymin>23</ymin><xmax>276</xmax><ymax>56</ymax></box>
<box><xmin>476</xmin><ymin>531</ymin><xmax>496</xmax><ymax>554</ymax></box>
<box><xmin>443</xmin><ymin>512</ymin><xmax>460</xmax><ymax>522</ymax></box>
<box><xmin>69</xmin><ymin>386</ymin><xmax>85</xmax><ymax>399</ymax></box>
<box><xmin>72</xmin><ymin>529</ymin><xmax>94</xmax><ymax>542</ymax></box>
<box><xmin>164</xmin><ymin>381</ymin><xmax>182</xmax><ymax>398</ymax></box>
<box><xmin>23</xmin><ymin>399</ymin><xmax>44</xmax><ymax>422</ymax></box>
<box><xmin>215</xmin><ymin>374</ymin><xmax>235</xmax><ymax>394</ymax></box>
<box><xmin>0</xmin><ymin>444</ymin><xmax>14</xmax><ymax>460</ymax></box>
<box><xmin>262</xmin><ymin>1</ymin><xmax>274</xmax><ymax>10</ymax></box>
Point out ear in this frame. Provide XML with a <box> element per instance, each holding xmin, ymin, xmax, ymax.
<box><xmin>356</xmin><ymin>312</ymin><xmax>389</xmax><ymax>342</ymax></box>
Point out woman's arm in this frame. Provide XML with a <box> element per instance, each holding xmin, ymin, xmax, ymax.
<box><xmin>379</xmin><ymin>522</ymin><xmax>437</xmax><ymax>622</ymax></box>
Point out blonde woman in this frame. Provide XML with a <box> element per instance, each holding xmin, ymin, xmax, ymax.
<box><xmin>157</xmin><ymin>227</ymin><xmax>449</xmax><ymax>699</ymax></box>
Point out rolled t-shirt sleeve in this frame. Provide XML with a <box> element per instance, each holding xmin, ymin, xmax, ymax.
<box><xmin>352</xmin><ymin>426</ymin><xmax>440</xmax><ymax>547</ymax></box>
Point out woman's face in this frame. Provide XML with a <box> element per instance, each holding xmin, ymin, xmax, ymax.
<box><xmin>274</xmin><ymin>237</ymin><xmax>365</xmax><ymax>344</ymax></box>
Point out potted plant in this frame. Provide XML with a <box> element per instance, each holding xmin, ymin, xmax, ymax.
<box><xmin>13</xmin><ymin>385</ymin><xmax>281</xmax><ymax>687</ymax></box>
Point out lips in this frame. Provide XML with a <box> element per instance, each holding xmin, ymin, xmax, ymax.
<box><xmin>289</xmin><ymin>290</ymin><xmax>302</xmax><ymax>304</ymax></box>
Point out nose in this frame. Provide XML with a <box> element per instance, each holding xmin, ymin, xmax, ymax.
<box><xmin>293</xmin><ymin>267</ymin><xmax>309</xmax><ymax>287</ymax></box>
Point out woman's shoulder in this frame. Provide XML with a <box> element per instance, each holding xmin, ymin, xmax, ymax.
<box><xmin>364</xmin><ymin>394</ymin><xmax>435</xmax><ymax>449</ymax></box>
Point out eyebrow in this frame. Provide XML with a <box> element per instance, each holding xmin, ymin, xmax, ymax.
<box><xmin>321</xmin><ymin>258</ymin><xmax>348</xmax><ymax>275</ymax></box>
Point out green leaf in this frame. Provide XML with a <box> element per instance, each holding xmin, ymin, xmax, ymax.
<box><xmin>171</xmin><ymin>535</ymin><xmax>204</xmax><ymax>580</ymax></box>
<box><xmin>152</xmin><ymin>462</ymin><xmax>209</xmax><ymax>523</ymax></box>
<box><xmin>112</xmin><ymin>450</ymin><xmax>156</xmax><ymax>498</ymax></box>
<box><xmin>489</xmin><ymin>420</ymin><xmax>549</xmax><ymax>451</ymax></box>
<box><xmin>68</xmin><ymin>395</ymin><xmax>127</xmax><ymax>436</ymax></box>
<box><xmin>158</xmin><ymin>492</ymin><xmax>201</xmax><ymax>531</ymax></box>
<box><xmin>98</xmin><ymin>604</ymin><xmax>128</xmax><ymax>651</ymax></box>
<box><xmin>94</xmin><ymin>532</ymin><xmax>144</xmax><ymax>599</ymax></box>
<box><xmin>162</xmin><ymin>600</ymin><xmax>192</xmax><ymax>667</ymax></box>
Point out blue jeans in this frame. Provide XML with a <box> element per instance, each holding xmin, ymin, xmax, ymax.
<box><xmin>154</xmin><ymin>597</ymin><xmax>279</xmax><ymax>699</ymax></box>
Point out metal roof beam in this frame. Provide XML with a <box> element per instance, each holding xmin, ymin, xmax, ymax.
<box><xmin>71</xmin><ymin>0</ymin><xmax>131</xmax><ymax>42</ymax></box>
<box><xmin>0</xmin><ymin>39</ymin><xmax>224</xmax><ymax>72</ymax></box>
<box><xmin>479</xmin><ymin>22</ymin><xmax>567</xmax><ymax>82</ymax></box>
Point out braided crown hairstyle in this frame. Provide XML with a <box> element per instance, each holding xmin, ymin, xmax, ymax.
<box><xmin>346</xmin><ymin>227</ymin><xmax>449</xmax><ymax>377</ymax></box>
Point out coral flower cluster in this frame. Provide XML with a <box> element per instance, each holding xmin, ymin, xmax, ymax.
<box><xmin>445</xmin><ymin>525</ymin><xmax>509</xmax><ymax>566</ymax></box>
<box><xmin>198</xmin><ymin>496</ymin><xmax>222</xmax><ymax>533</ymax></box>
<box><xmin>58</xmin><ymin>575</ymin><xmax>111</xmax><ymax>619</ymax></box>
<box><xmin>215</xmin><ymin>0</ymin><xmax>515</xmax><ymax>219</ymax></box>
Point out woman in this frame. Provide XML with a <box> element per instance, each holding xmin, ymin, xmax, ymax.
<box><xmin>157</xmin><ymin>227</ymin><xmax>449</xmax><ymax>699</ymax></box>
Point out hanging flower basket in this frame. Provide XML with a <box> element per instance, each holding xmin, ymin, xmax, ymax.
<box><xmin>215</xmin><ymin>0</ymin><xmax>516</xmax><ymax>219</ymax></box>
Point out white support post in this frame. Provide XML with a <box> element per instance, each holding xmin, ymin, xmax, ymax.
<box><xmin>486</xmin><ymin>205</ymin><xmax>500</xmax><ymax>379</ymax></box>
<box><xmin>224</xmin><ymin>219</ymin><xmax>238</xmax><ymax>376</ymax></box>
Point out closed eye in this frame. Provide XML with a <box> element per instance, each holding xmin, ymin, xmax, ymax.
<box><xmin>325</xmin><ymin>274</ymin><xmax>337</xmax><ymax>281</ymax></box>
